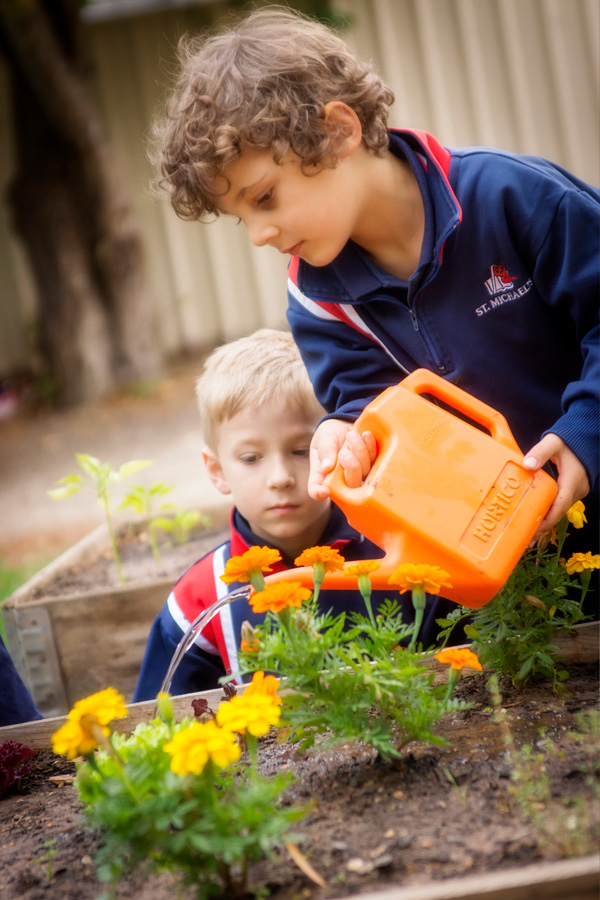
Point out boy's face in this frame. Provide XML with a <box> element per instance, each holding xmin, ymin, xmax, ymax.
<box><xmin>214</xmin><ymin>146</ymin><xmax>370</xmax><ymax>268</ymax></box>
<box><xmin>203</xmin><ymin>401</ymin><xmax>330</xmax><ymax>561</ymax></box>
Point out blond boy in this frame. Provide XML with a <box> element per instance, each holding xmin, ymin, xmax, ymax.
<box><xmin>134</xmin><ymin>330</ymin><xmax>457</xmax><ymax>700</ymax></box>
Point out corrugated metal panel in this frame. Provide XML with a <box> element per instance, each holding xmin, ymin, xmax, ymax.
<box><xmin>345</xmin><ymin>0</ymin><xmax>599</xmax><ymax>183</ymax></box>
<box><xmin>0</xmin><ymin>0</ymin><xmax>598</xmax><ymax>379</ymax></box>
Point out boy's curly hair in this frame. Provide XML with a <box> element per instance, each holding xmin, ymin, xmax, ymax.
<box><xmin>154</xmin><ymin>5</ymin><xmax>394</xmax><ymax>220</ymax></box>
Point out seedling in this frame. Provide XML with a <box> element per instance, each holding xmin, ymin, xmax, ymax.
<box><xmin>119</xmin><ymin>480</ymin><xmax>176</xmax><ymax>567</ymax></box>
<box><xmin>38</xmin><ymin>838</ymin><xmax>58</xmax><ymax>881</ymax></box>
<box><xmin>153</xmin><ymin>506</ymin><xmax>210</xmax><ymax>547</ymax></box>
<box><xmin>48</xmin><ymin>453</ymin><xmax>152</xmax><ymax>583</ymax></box>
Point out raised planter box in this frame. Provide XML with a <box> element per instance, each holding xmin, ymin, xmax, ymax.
<box><xmin>0</xmin><ymin>623</ymin><xmax>598</xmax><ymax>900</ymax></box>
<box><xmin>1</xmin><ymin>502</ymin><xmax>231</xmax><ymax>717</ymax></box>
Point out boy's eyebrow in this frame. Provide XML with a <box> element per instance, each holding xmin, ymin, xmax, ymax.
<box><xmin>237</xmin><ymin>174</ymin><xmax>269</xmax><ymax>200</ymax></box>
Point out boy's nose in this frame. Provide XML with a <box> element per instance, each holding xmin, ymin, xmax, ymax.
<box><xmin>247</xmin><ymin>220</ymin><xmax>279</xmax><ymax>247</ymax></box>
<box><xmin>267</xmin><ymin>460</ymin><xmax>295</xmax><ymax>488</ymax></box>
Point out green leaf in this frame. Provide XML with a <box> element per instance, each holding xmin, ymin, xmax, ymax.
<box><xmin>119</xmin><ymin>496</ymin><xmax>144</xmax><ymax>515</ymax></box>
<box><xmin>517</xmin><ymin>656</ymin><xmax>534</xmax><ymax>681</ymax></box>
<box><xmin>118</xmin><ymin>459</ymin><xmax>154</xmax><ymax>480</ymax></box>
<box><xmin>75</xmin><ymin>453</ymin><xmax>102</xmax><ymax>477</ymax></box>
<box><xmin>48</xmin><ymin>483</ymin><xmax>82</xmax><ymax>499</ymax></box>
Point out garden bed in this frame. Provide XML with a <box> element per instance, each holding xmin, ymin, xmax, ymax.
<box><xmin>0</xmin><ymin>628</ymin><xmax>598</xmax><ymax>900</ymax></box>
<box><xmin>1</xmin><ymin>507</ymin><xmax>231</xmax><ymax>716</ymax></box>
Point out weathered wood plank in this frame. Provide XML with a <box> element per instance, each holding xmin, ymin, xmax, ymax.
<box><xmin>342</xmin><ymin>853</ymin><xmax>599</xmax><ymax>900</ymax></box>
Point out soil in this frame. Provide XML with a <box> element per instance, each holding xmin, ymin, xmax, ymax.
<box><xmin>28</xmin><ymin>523</ymin><xmax>231</xmax><ymax>601</ymax></box>
<box><xmin>1</xmin><ymin>663</ymin><xmax>598</xmax><ymax>900</ymax></box>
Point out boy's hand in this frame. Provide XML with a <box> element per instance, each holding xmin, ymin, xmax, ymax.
<box><xmin>523</xmin><ymin>433</ymin><xmax>590</xmax><ymax>537</ymax></box>
<box><xmin>308</xmin><ymin>420</ymin><xmax>377</xmax><ymax>501</ymax></box>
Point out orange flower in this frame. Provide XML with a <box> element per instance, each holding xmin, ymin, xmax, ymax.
<box><xmin>294</xmin><ymin>546</ymin><xmax>345</xmax><ymax>572</ymax></box>
<box><xmin>388</xmin><ymin>563</ymin><xmax>452</xmax><ymax>595</ymax></box>
<box><xmin>221</xmin><ymin>546</ymin><xmax>282</xmax><ymax>585</ymax></box>
<box><xmin>562</xmin><ymin>551</ymin><xmax>600</xmax><ymax>575</ymax></box>
<box><xmin>344</xmin><ymin>561</ymin><xmax>382</xmax><ymax>577</ymax></box>
<box><xmin>435</xmin><ymin>648</ymin><xmax>482</xmax><ymax>671</ymax></box>
<box><xmin>250</xmin><ymin>581</ymin><xmax>312</xmax><ymax>614</ymax></box>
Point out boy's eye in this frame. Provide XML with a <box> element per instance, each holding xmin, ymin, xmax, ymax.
<box><xmin>240</xmin><ymin>454</ymin><xmax>260</xmax><ymax>464</ymax></box>
<box><xmin>293</xmin><ymin>447</ymin><xmax>310</xmax><ymax>458</ymax></box>
<box><xmin>256</xmin><ymin>189</ymin><xmax>273</xmax><ymax>206</ymax></box>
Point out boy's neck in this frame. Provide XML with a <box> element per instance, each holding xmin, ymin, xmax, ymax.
<box><xmin>352</xmin><ymin>151</ymin><xmax>425</xmax><ymax>281</ymax></box>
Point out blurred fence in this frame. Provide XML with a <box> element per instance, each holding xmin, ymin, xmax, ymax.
<box><xmin>0</xmin><ymin>0</ymin><xmax>598</xmax><ymax>379</ymax></box>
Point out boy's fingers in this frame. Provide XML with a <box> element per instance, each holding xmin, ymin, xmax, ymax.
<box><xmin>338</xmin><ymin>446</ymin><xmax>364</xmax><ymax>488</ymax></box>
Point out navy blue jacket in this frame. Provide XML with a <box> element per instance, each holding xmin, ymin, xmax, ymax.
<box><xmin>133</xmin><ymin>505</ymin><xmax>463</xmax><ymax>701</ymax></box>
<box><xmin>0</xmin><ymin>636</ymin><xmax>42</xmax><ymax>726</ymax></box>
<box><xmin>287</xmin><ymin>129</ymin><xmax>599</xmax><ymax>496</ymax></box>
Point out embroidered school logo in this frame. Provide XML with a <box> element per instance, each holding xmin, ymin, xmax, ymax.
<box><xmin>475</xmin><ymin>265</ymin><xmax>533</xmax><ymax>317</ymax></box>
<box><xmin>484</xmin><ymin>265</ymin><xmax>515</xmax><ymax>296</ymax></box>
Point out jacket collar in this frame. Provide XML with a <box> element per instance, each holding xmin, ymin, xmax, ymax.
<box><xmin>294</xmin><ymin>129</ymin><xmax>461</xmax><ymax>303</ymax></box>
<box><xmin>230</xmin><ymin>504</ymin><xmax>366</xmax><ymax>569</ymax></box>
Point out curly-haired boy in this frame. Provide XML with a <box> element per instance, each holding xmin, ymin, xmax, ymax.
<box><xmin>154</xmin><ymin>6</ymin><xmax>599</xmax><ymax>587</ymax></box>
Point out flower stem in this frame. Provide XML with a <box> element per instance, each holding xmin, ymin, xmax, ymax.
<box><xmin>409</xmin><ymin>586</ymin><xmax>426</xmax><ymax>650</ymax></box>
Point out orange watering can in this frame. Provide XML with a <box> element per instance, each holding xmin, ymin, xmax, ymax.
<box><xmin>264</xmin><ymin>369</ymin><xmax>557</xmax><ymax>609</ymax></box>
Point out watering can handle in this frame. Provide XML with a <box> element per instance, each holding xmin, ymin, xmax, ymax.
<box><xmin>400</xmin><ymin>370</ymin><xmax>522</xmax><ymax>453</ymax></box>
<box><xmin>324</xmin><ymin>369</ymin><xmax>523</xmax><ymax>507</ymax></box>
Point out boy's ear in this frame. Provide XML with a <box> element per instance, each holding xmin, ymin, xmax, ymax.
<box><xmin>202</xmin><ymin>448</ymin><xmax>232</xmax><ymax>495</ymax></box>
<box><xmin>322</xmin><ymin>101</ymin><xmax>363</xmax><ymax>157</ymax></box>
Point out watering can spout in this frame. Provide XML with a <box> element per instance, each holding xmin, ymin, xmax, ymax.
<box><xmin>263</xmin><ymin>370</ymin><xmax>557</xmax><ymax>609</ymax></box>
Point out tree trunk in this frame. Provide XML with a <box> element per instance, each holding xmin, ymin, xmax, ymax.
<box><xmin>0</xmin><ymin>0</ymin><xmax>161</xmax><ymax>404</ymax></box>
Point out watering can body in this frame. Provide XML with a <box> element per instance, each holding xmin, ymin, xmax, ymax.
<box><xmin>264</xmin><ymin>369</ymin><xmax>557</xmax><ymax>608</ymax></box>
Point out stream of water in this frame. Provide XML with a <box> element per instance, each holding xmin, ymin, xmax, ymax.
<box><xmin>157</xmin><ymin>584</ymin><xmax>252</xmax><ymax>700</ymax></box>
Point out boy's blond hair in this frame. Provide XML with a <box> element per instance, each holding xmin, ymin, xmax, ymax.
<box><xmin>155</xmin><ymin>5</ymin><xmax>394</xmax><ymax>221</ymax></box>
<box><xmin>196</xmin><ymin>329</ymin><xmax>323</xmax><ymax>451</ymax></box>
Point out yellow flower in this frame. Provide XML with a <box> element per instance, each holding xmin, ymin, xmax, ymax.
<box><xmin>294</xmin><ymin>546</ymin><xmax>345</xmax><ymax>572</ymax></box>
<box><xmin>566</xmin><ymin>501</ymin><xmax>587</xmax><ymax>529</ymax></box>
<box><xmin>70</xmin><ymin>687</ymin><xmax>128</xmax><ymax>727</ymax></box>
<box><xmin>250</xmin><ymin>581</ymin><xmax>311</xmax><ymax>614</ymax></box>
<box><xmin>243</xmin><ymin>670</ymin><xmax>280</xmax><ymax>698</ymax></box>
<box><xmin>562</xmin><ymin>552</ymin><xmax>600</xmax><ymax>575</ymax></box>
<box><xmin>216</xmin><ymin>673</ymin><xmax>282</xmax><ymax>737</ymax></box>
<box><xmin>344</xmin><ymin>561</ymin><xmax>382</xmax><ymax>577</ymax></box>
<box><xmin>52</xmin><ymin>717</ymin><xmax>100</xmax><ymax>760</ymax></box>
<box><xmin>221</xmin><ymin>546</ymin><xmax>282</xmax><ymax>585</ymax></box>
<box><xmin>163</xmin><ymin>720</ymin><xmax>241</xmax><ymax>776</ymax></box>
<box><xmin>435</xmin><ymin>648</ymin><xmax>483</xmax><ymax>672</ymax></box>
<box><xmin>388</xmin><ymin>563</ymin><xmax>452</xmax><ymax>595</ymax></box>
<box><xmin>52</xmin><ymin>687</ymin><xmax>127</xmax><ymax>760</ymax></box>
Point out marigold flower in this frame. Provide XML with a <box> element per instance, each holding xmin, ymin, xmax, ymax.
<box><xmin>240</xmin><ymin>639</ymin><xmax>259</xmax><ymax>653</ymax></box>
<box><xmin>562</xmin><ymin>551</ymin><xmax>600</xmax><ymax>575</ymax></box>
<box><xmin>70</xmin><ymin>687</ymin><xmax>128</xmax><ymax>727</ymax></box>
<box><xmin>388</xmin><ymin>563</ymin><xmax>452</xmax><ymax>595</ymax></box>
<box><xmin>294</xmin><ymin>546</ymin><xmax>345</xmax><ymax>572</ymax></box>
<box><xmin>243</xmin><ymin>670</ymin><xmax>280</xmax><ymax>698</ymax></box>
<box><xmin>566</xmin><ymin>501</ymin><xmax>587</xmax><ymax>529</ymax></box>
<box><xmin>216</xmin><ymin>677</ymin><xmax>282</xmax><ymax>737</ymax></box>
<box><xmin>435</xmin><ymin>648</ymin><xmax>483</xmax><ymax>671</ymax></box>
<box><xmin>163</xmin><ymin>720</ymin><xmax>241</xmax><ymax>775</ymax></box>
<box><xmin>221</xmin><ymin>546</ymin><xmax>282</xmax><ymax>584</ymax></box>
<box><xmin>344</xmin><ymin>561</ymin><xmax>382</xmax><ymax>577</ymax></box>
<box><xmin>52</xmin><ymin>687</ymin><xmax>127</xmax><ymax>760</ymax></box>
<box><xmin>52</xmin><ymin>717</ymin><xmax>101</xmax><ymax>760</ymax></box>
<box><xmin>250</xmin><ymin>581</ymin><xmax>311</xmax><ymax>614</ymax></box>
<box><xmin>240</xmin><ymin>621</ymin><xmax>260</xmax><ymax>653</ymax></box>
